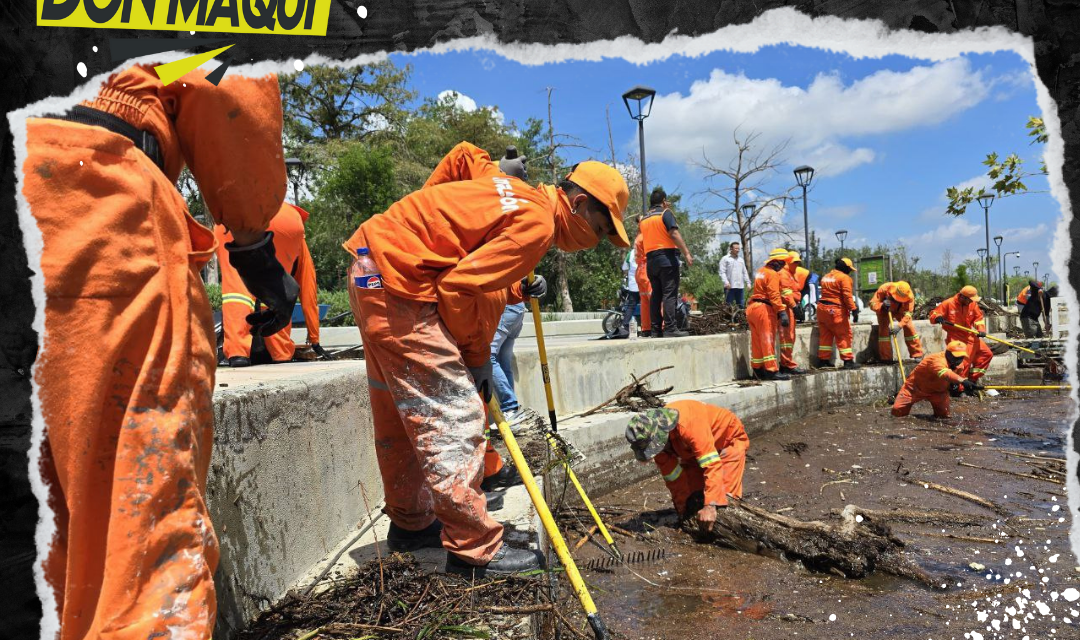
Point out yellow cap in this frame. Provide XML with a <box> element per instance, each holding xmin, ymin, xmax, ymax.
<box><xmin>840</xmin><ymin>257</ymin><xmax>856</xmax><ymax>271</ymax></box>
<box><xmin>787</xmin><ymin>251</ymin><xmax>802</xmax><ymax>264</ymax></box>
<box><xmin>946</xmin><ymin>340</ymin><xmax>969</xmax><ymax>358</ymax></box>
<box><xmin>959</xmin><ymin>285</ymin><xmax>980</xmax><ymax>302</ymax></box>
<box><xmin>768</xmin><ymin>248</ymin><xmax>789</xmax><ymax>263</ymax></box>
<box><xmin>892</xmin><ymin>281</ymin><xmax>913</xmax><ymax>303</ymax></box>
<box><xmin>565</xmin><ymin>161</ymin><xmax>631</xmax><ymax>248</ymax></box>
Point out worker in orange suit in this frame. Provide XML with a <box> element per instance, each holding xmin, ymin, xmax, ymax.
<box><xmin>817</xmin><ymin>257</ymin><xmax>860</xmax><ymax>369</ymax></box>
<box><xmin>342</xmin><ymin>141</ymin><xmax>629</xmax><ymax>576</ymax></box>
<box><xmin>787</xmin><ymin>251</ymin><xmax>810</xmax><ymax>321</ymax></box>
<box><xmin>215</xmin><ymin>202</ymin><xmax>326</xmax><ymax>366</ymax></box>
<box><xmin>891</xmin><ymin>341</ymin><xmax>976</xmax><ymax>418</ymax></box>
<box><xmin>634</xmin><ymin>228</ymin><xmax>652</xmax><ymax>336</ymax></box>
<box><xmin>778</xmin><ymin>252</ymin><xmax>806</xmax><ymax>375</ymax></box>
<box><xmin>928</xmin><ymin>285</ymin><xmax>994</xmax><ymax>382</ymax></box>
<box><xmin>869</xmin><ymin>281</ymin><xmax>924</xmax><ymax>364</ymax></box>
<box><xmin>747</xmin><ymin>248</ymin><xmax>792</xmax><ymax>381</ymax></box>
<box><xmin>624</xmin><ymin>400</ymin><xmax>750</xmax><ymax>533</ymax></box>
<box><xmin>23</xmin><ymin>65</ymin><xmax>293</xmax><ymax>640</ymax></box>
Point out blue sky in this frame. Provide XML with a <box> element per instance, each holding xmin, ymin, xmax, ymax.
<box><xmin>389</xmin><ymin>45</ymin><xmax>1060</xmax><ymax>284</ymax></box>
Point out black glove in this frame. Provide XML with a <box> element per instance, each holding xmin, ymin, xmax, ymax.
<box><xmin>977</xmin><ymin>331</ymin><xmax>987</xmax><ymax>338</ymax></box>
<box><xmin>931</xmin><ymin>316</ymin><xmax>943</xmax><ymax>324</ymax></box>
<box><xmin>499</xmin><ymin>145</ymin><xmax>528</xmax><ymax>181</ymax></box>
<box><xmin>882</xmin><ymin>299</ymin><xmax>893</xmax><ymax>311</ymax></box>
<box><xmin>961</xmin><ymin>379</ymin><xmax>979</xmax><ymax>396</ymax></box>
<box><xmin>311</xmin><ymin>343</ymin><xmax>333</xmax><ymax>361</ymax></box>
<box><xmin>522</xmin><ymin>275</ymin><xmax>548</xmax><ymax>299</ymax></box>
<box><xmin>226</xmin><ymin>232</ymin><xmax>300</xmax><ymax>337</ymax></box>
<box><xmin>890</xmin><ymin>325</ymin><xmax>902</xmax><ymax>336</ymax></box>
<box><xmin>851</xmin><ymin>310</ymin><xmax>860</xmax><ymax>323</ymax></box>
<box><xmin>682</xmin><ymin>490</ymin><xmax>705</xmax><ymax>521</ymax></box>
<box><xmin>778</xmin><ymin>312</ymin><xmax>790</xmax><ymax>327</ymax></box>
<box><xmin>468</xmin><ymin>362</ymin><xmax>494</xmax><ymax>403</ymax></box>
<box><xmin>949</xmin><ymin>382</ymin><xmax>962</xmax><ymax>397</ymax></box>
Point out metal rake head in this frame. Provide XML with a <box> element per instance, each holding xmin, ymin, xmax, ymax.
<box><xmin>582</xmin><ymin>548</ymin><xmax>667</xmax><ymax>571</ymax></box>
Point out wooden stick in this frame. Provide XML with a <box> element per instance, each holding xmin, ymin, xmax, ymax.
<box><xmin>911</xmin><ymin>479</ymin><xmax>1010</xmax><ymax>516</ymax></box>
<box><xmin>995</xmin><ymin>450</ymin><xmax>1066</xmax><ymax>462</ymax></box>
<box><xmin>957</xmin><ymin>461</ymin><xmax>1064</xmax><ymax>485</ymax></box>
<box><xmin>572</xmin><ymin>525</ymin><xmax>598</xmax><ymax>551</ymax></box>
<box><xmin>477</xmin><ymin>603</ymin><xmax>555</xmax><ymax>614</ymax></box>
<box><xmin>580</xmin><ymin>366</ymin><xmax>673</xmax><ymax>417</ymax></box>
<box><xmin>833</xmin><ymin>506</ymin><xmax>990</xmax><ymax>526</ymax></box>
<box><xmin>915</xmin><ymin>531</ymin><xmax>1001</xmax><ymax>544</ymax></box>
<box><xmin>608</xmin><ymin>524</ymin><xmax>637</xmax><ymax>538</ymax></box>
<box><xmin>549</xmin><ymin>606</ymin><xmax>591</xmax><ymax>640</ymax></box>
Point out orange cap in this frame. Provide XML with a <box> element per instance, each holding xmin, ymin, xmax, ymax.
<box><xmin>892</xmin><ymin>281</ymin><xmax>913</xmax><ymax>303</ymax></box>
<box><xmin>946</xmin><ymin>340</ymin><xmax>969</xmax><ymax>358</ymax></box>
<box><xmin>840</xmin><ymin>257</ymin><xmax>856</xmax><ymax>271</ymax></box>
<box><xmin>565</xmin><ymin>161</ymin><xmax>630</xmax><ymax>248</ymax></box>
<box><xmin>959</xmin><ymin>285</ymin><xmax>980</xmax><ymax>302</ymax></box>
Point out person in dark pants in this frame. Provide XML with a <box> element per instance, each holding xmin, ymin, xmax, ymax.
<box><xmin>640</xmin><ymin>187</ymin><xmax>694</xmax><ymax>338</ymax></box>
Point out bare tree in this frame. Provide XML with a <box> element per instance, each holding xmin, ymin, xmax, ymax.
<box><xmin>695</xmin><ymin>130</ymin><xmax>798</xmax><ymax>272</ymax></box>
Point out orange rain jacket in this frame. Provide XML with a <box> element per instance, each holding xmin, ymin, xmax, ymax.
<box><xmin>216</xmin><ymin>203</ymin><xmax>320</xmax><ymax>361</ymax></box>
<box><xmin>820</xmin><ymin>269</ymin><xmax>856</xmax><ymax>313</ymax></box>
<box><xmin>343</xmin><ymin>142</ymin><xmax>552</xmax><ymax>367</ymax></box>
<box><xmin>870</xmin><ymin>282</ymin><xmax>915</xmax><ymax>328</ymax></box>
<box><xmin>928</xmin><ymin>294</ymin><xmax>987</xmax><ymax>343</ymax></box>
<box><xmin>779</xmin><ymin>267</ymin><xmax>800</xmax><ymax>310</ymax></box>
<box><xmin>653</xmin><ymin>400</ymin><xmax>750</xmax><ymax>512</ymax></box>
<box><xmin>26</xmin><ymin>64</ymin><xmax>285</xmax><ymax>640</ymax></box>
<box><xmin>902</xmin><ymin>352</ymin><xmax>966</xmax><ymax>395</ymax></box>
<box><xmin>749</xmin><ymin>267</ymin><xmax>785</xmax><ymax>311</ymax></box>
<box><xmin>790</xmin><ymin>264</ymin><xmax>810</xmax><ymax>295</ymax></box>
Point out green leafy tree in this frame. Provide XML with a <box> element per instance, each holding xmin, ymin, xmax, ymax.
<box><xmin>952</xmin><ymin>264</ymin><xmax>970</xmax><ymax>291</ymax></box>
<box><xmin>945</xmin><ymin>117</ymin><xmax>1048</xmax><ymax>216</ymax></box>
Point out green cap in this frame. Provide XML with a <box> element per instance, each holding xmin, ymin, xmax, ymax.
<box><xmin>625</xmin><ymin>407</ymin><xmax>680</xmax><ymax>461</ymax></box>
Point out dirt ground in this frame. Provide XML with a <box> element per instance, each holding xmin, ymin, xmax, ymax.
<box><xmin>568</xmin><ymin>389</ymin><xmax>1078</xmax><ymax>640</ymax></box>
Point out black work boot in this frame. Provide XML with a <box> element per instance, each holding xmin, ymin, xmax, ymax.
<box><xmin>814</xmin><ymin>359</ymin><xmax>831</xmax><ymax>369</ymax></box>
<box><xmin>481</xmin><ymin>465</ymin><xmax>523</xmax><ymax>492</ymax></box>
<box><xmin>445</xmin><ymin>544</ymin><xmax>544</xmax><ymax>577</ymax></box>
<box><xmin>613</xmin><ymin>327</ymin><xmax>630</xmax><ymax>339</ymax></box>
<box><xmin>663</xmin><ymin>329</ymin><xmax>690</xmax><ymax>338</ymax></box>
<box><xmin>779</xmin><ymin>366</ymin><xmax>807</xmax><ymax>375</ymax></box>
<box><xmin>758</xmin><ymin>369</ymin><xmax>791</xmax><ymax>381</ymax></box>
<box><xmin>228</xmin><ymin>356</ymin><xmax>251</xmax><ymax>368</ymax></box>
<box><xmin>387</xmin><ymin>520</ymin><xmax>444</xmax><ymax>552</ymax></box>
<box><xmin>843</xmin><ymin>360</ymin><xmax>860</xmax><ymax>370</ymax></box>
<box><xmin>485</xmin><ymin>491</ymin><xmax>505</xmax><ymax>512</ymax></box>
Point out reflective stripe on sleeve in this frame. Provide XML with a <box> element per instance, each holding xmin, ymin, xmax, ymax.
<box><xmin>663</xmin><ymin>466</ymin><xmax>683</xmax><ymax>482</ymax></box>
<box><xmin>697</xmin><ymin>451</ymin><xmax>721</xmax><ymax>467</ymax></box>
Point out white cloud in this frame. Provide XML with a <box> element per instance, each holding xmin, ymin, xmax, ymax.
<box><xmin>954</xmin><ymin>173</ymin><xmax>993</xmax><ymax>194</ymax></box>
<box><xmin>644</xmin><ymin>58</ymin><xmax>996</xmax><ymax>179</ymax></box>
<box><xmin>903</xmin><ymin>217</ymin><xmax>982</xmax><ymax>246</ymax></box>
<box><xmin>998</xmin><ymin>223</ymin><xmax>1049</xmax><ymax>243</ymax></box>
<box><xmin>438</xmin><ymin>89</ymin><xmax>478</xmax><ymax>112</ymax></box>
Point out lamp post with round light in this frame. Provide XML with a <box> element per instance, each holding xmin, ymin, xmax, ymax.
<box><xmin>622</xmin><ymin>86</ymin><xmax>657</xmax><ymax>217</ymax></box>
<box><xmin>993</xmin><ymin>235</ymin><xmax>1003</xmax><ymax>301</ymax></box>
<box><xmin>977</xmin><ymin>248</ymin><xmax>988</xmax><ymax>294</ymax></box>
<box><xmin>794</xmin><ymin>165</ymin><xmax>815</xmax><ymax>271</ymax></box>
<box><xmin>835</xmin><ymin>229</ymin><xmax>848</xmax><ymax>256</ymax></box>
<box><xmin>1003</xmin><ymin>251</ymin><xmax>1020</xmax><ymax>302</ymax></box>
<box><xmin>741</xmin><ymin>203</ymin><xmax>757</xmax><ymax>265</ymax></box>
<box><xmin>1033</xmin><ymin>261</ymin><xmax>1039</xmax><ymax>284</ymax></box>
<box><xmin>976</xmin><ymin>193</ymin><xmax>994</xmax><ymax>303</ymax></box>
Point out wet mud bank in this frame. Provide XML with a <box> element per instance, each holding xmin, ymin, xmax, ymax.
<box><xmin>567</xmin><ymin>392</ymin><xmax>1077</xmax><ymax>640</ymax></box>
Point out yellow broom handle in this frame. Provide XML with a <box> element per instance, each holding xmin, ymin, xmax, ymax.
<box><xmin>488</xmin><ymin>398</ymin><xmax>609</xmax><ymax>639</ymax></box>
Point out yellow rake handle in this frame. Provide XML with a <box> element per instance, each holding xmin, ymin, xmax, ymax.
<box><xmin>488</xmin><ymin>398</ymin><xmax>609</xmax><ymax>639</ymax></box>
<box><xmin>944</xmin><ymin>321</ymin><xmax>1037</xmax><ymax>354</ymax></box>
<box><xmin>983</xmin><ymin>385</ymin><xmax>1071</xmax><ymax>391</ymax></box>
<box><xmin>527</xmin><ymin>272</ymin><xmax>559</xmax><ymax>432</ymax></box>
<box><xmin>544</xmin><ymin>433</ymin><xmax>621</xmax><ymax>560</ymax></box>
<box><xmin>889</xmin><ymin>317</ymin><xmax>906</xmax><ymax>379</ymax></box>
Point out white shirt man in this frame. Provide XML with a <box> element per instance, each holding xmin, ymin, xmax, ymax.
<box><xmin>718</xmin><ymin>242</ymin><xmax>752</xmax><ymax>307</ymax></box>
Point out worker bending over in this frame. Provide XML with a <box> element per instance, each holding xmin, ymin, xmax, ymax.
<box><xmin>747</xmin><ymin>249</ymin><xmax>792</xmax><ymax>380</ymax></box>
<box><xmin>891</xmin><ymin>341</ymin><xmax>976</xmax><ymax>419</ymax></box>
<box><xmin>869</xmin><ymin>281</ymin><xmax>923</xmax><ymax>364</ymax></box>
<box><xmin>817</xmin><ymin>258</ymin><xmax>859</xmax><ymax>369</ymax></box>
<box><xmin>640</xmin><ymin>187</ymin><xmax>693</xmax><ymax>338</ymax></box>
<box><xmin>343</xmin><ymin>142</ymin><xmax>629</xmax><ymax>575</ymax></box>
<box><xmin>625</xmin><ymin>400</ymin><xmax>749</xmax><ymax>533</ymax></box>
<box><xmin>929</xmin><ymin>286</ymin><xmax>993</xmax><ymax>383</ymax></box>
<box><xmin>778</xmin><ymin>252</ymin><xmax>807</xmax><ymax>375</ymax></box>
<box><xmin>1017</xmin><ymin>280</ymin><xmax>1055</xmax><ymax>338</ymax></box>
<box><xmin>216</xmin><ymin>202</ymin><xmax>325</xmax><ymax>366</ymax></box>
<box><xmin>25</xmin><ymin>65</ymin><xmax>293</xmax><ymax>640</ymax></box>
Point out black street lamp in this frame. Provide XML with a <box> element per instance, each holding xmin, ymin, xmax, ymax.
<box><xmin>741</xmin><ymin>203</ymin><xmax>756</xmax><ymax>262</ymax></box>
<box><xmin>622</xmin><ymin>85</ymin><xmax>657</xmax><ymax>217</ymax></box>
<box><xmin>976</xmin><ymin>193</ymin><xmax>994</xmax><ymax>304</ymax></box>
<box><xmin>1033</xmin><ymin>261</ymin><xmax>1039</xmax><ymax>284</ymax></box>
<box><xmin>835</xmin><ymin>229</ymin><xmax>848</xmax><ymax>255</ymax></box>
<box><xmin>794</xmin><ymin>165</ymin><xmax>815</xmax><ymax>272</ymax></box>
<box><xmin>1003</xmin><ymin>251</ymin><xmax>1020</xmax><ymax>302</ymax></box>
<box><xmin>993</xmin><ymin>235</ymin><xmax>1003</xmax><ymax>301</ymax></box>
<box><xmin>977</xmin><ymin>248</ymin><xmax>988</xmax><ymax>294</ymax></box>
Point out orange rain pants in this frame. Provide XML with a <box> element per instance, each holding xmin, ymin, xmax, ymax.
<box><xmin>891</xmin><ymin>387</ymin><xmax>951</xmax><ymax>418</ymax></box>
<box><xmin>747</xmin><ymin>302</ymin><xmax>780</xmax><ymax>372</ymax></box>
<box><xmin>24</xmin><ymin>65</ymin><xmax>284</xmax><ymax>640</ymax></box>
<box><xmin>891</xmin><ymin>353</ymin><xmax>966</xmax><ymax>418</ymax></box>
<box><xmin>216</xmin><ymin>203</ymin><xmax>320</xmax><ymax>362</ymax></box>
<box><xmin>778</xmin><ymin>268</ymin><xmax>799</xmax><ymax>369</ymax></box>
<box><xmin>817</xmin><ymin>304</ymin><xmax>854</xmax><ymax>363</ymax></box>
<box><xmin>875</xmin><ymin>309</ymin><xmax>924</xmax><ymax>361</ymax></box>
<box><xmin>634</xmin><ymin>234</ymin><xmax>652</xmax><ymax>332</ymax></box>
<box><xmin>349</xmin><ymin>285</ymin><xmax>503</xmax><ymax>564</ymax></box>
<box><xmin>960</xmin><ymin>338</ymin><xmax>994</xmax><ymax>382</ymax></box>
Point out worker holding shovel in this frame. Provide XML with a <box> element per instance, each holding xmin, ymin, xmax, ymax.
<box><xmin>343</xmin><ymin>141</ymin><xmax>629</xmax><ymax>576</ymax></box>
<box><xmin>624</xmin><ymin>401</ymin><xmax>750</xmax><ymax>533</ymax></box>
<box><xmin>928</xmin><ymin>285</ymin><xmax>994</xmax><ymax>383</ymax></box>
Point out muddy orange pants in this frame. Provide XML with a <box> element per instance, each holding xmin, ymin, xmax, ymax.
<box><xmin>891</xmin><ymin>385</ymin><xmax>951</xmax><ymax>418</ymax></box>
<box><xmin>746</xmin><ymin>301</ymin><xmax>779</xmax><ymax>372</ymax></box>
<box><xmin>349</xmin><ymin>285</ymin><xmax>503</xmax><ymax>564</ymax></box>
<box><xmin>817</xmin><ymin>304</ymin><xmax>853</xmax><ymax>363</ymax></box>
<box><xmin>961</xmin><ymin>338</ymin><xmax>994</xmax><ymax>382</ymax></box>
<box><xmin>221</xmin><ymin>299</ymin><xmax>296</xmax><ymax>361</ymax></box>
<box><xmin>26</xmin><ymin>119</ymin><xmax>220</xmax><ymax>640</ymax></box>
<box><xmin>779</xmin><ymin>308</ymin><xmax>797</xmax><ymax>369</ymax></box>
<box><xmin>876</xmin><ymin>311</ymin><xmax>924</xmax><ymax>361</ymax></box>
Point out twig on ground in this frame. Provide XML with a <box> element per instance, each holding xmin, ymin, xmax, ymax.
<box><xmin>909</xmin><ymin>479</ymin><xmax>1011</xmax><ymax>516</ymax></box>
